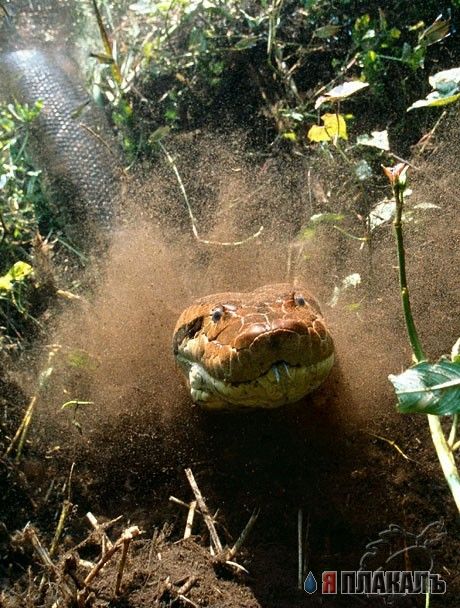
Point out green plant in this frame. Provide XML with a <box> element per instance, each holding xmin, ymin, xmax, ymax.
<box><xmin>0</xmin><ymin>101</ymin><xmax>43</xmax><ymax>269</ymax></box>
<box><xmin>86</xmin><ymin>1</ymin><xmax>455</xmax><ymax>163</ymax></box>
<box><xmin>0</xmin><ymin>101</ymin><xmax>47</xmax><ymax>346</ymax></box>
<box><xmin>384</xmin><ymin>163</ymin><xmax>460</xmax><ymax>514</ymax></box>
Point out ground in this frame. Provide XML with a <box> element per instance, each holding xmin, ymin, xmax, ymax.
<box><xmin>1</xmin><ymin>126</ymin><xmax>460</xmax><ymax>607</ymax></box>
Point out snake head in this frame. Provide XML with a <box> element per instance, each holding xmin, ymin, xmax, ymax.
<box><xmin>172</xmin><ymin>284</ymin><xmax>334</xmax><ymax>409</ymax></box>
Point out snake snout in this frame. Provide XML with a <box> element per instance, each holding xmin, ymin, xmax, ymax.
<box><xmin>234</xmin><ymin>318</ymin><xmax>310</xmax><ymax>351</ymax></box>
<box><xmin>250</xmin><ymin>326</ymin><xmax>303</xmax><ymax>356</ymax></box>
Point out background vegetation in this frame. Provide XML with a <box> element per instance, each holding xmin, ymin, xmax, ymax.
<box><xmin>1</xmin><ymin>0</ymin><xmax>459</xmax><ymax>351</ymax></box>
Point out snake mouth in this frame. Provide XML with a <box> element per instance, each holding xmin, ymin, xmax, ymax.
<box><xmin>178</xmin><ymin>353</ymin><xmax>335</xmax><ymax>410</ymax></box>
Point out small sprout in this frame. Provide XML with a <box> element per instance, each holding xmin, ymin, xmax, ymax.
<box><xmin>61</xmin><ymin>400</ymin><xmax>94</xmax><ymax>410</ymax></box>
<box><xmin>62</xmin><ymin>400</ymin><xmax>94</xmax><ymax>435</ymax></box>
<box><xmin>382</xmin><ymin>163</ymin><xmax>409</xmax><ymax>189</ymax></box>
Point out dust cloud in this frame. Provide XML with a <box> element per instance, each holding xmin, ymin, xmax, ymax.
<box><xmin>33</xmin><ymin>127</ymin><xmax>458</xmax><ymax>516</ymax></box>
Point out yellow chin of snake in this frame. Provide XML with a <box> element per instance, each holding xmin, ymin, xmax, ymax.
<box><xmin>176</xmin><ymin>352</ymin><xmax>335</xmax><ymax>410</ymax></box>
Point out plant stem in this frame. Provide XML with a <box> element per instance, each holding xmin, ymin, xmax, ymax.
<box><xmin>427</xmin><ymin>416</ymin><xmax>460</xmax><ymax>512</ymax></box>
<box><xmin>393</xmin><ymin>180</ymin><xmax>460</xmax><ymax>514</ymax></box>
<box><xmin>393</xmin><ymin>184</ymin><xmax>425</xmax><ymax>362</ymax></box>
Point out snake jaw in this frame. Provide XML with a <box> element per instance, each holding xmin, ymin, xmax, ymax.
<box><xmin>182</xmin><ymin>355</ymin><xmax>335</xmax><ymax>410</ymax></box>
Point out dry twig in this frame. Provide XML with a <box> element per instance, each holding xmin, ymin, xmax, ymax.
<box><xmin>182</xmin><ymin>468</ymin><xmax>259</xmax><ymax>573</ymax></box>
<box><xmin>77</xmin><ymin>525</ymin><xmax>141</xmax><ymax>606</ymax></box>
<box><xmin>23</xmin><ymin>525</ymin><xmax>74</xmax><ymax>601</ymax></box>
<box><xmin>184</xmin><ymin>468</ymin><xmax>223</xmax><ymax>554</ymax></box>
<box><xmin>86</xmin><ymin>511</ymin><xmax>118</xmax><ymax>553</ymax></box>
<box><xmin>224</xmin><ymin>508</ymin><xmax>259</xmax><ymax>562</ymax></box>
<box><xmin>184</xmin><ymin>500</ymin><xmax>197</xmax><ymax>540</ymax></box>
<box><xmin>159</xmin><ymin>142</ymin><xmax>263</xmax><ymax>247</ymax></box>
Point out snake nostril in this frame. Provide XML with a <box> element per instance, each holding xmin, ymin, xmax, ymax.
<box><xmin>211</xmin><ymin>306</ymin><xmax>224</xmax><ymax>323</ymax></box>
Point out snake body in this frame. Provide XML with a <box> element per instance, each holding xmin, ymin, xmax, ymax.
<box><xmin>173</xmin><ymin>283</ymin><xmax>334</xmax><ymax>409</ymax></box>
<box><xmin>0</xmin><ymin>2</ymin><xmax>121</xmax><ymax>235</ymax></box>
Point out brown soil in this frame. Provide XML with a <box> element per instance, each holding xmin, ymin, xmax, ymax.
<box><xmin>1</xmin><ymin>124</ymin><xmax>459</xmax><ymax>607</ymax></box>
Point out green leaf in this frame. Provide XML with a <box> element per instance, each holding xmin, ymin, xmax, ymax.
<box><xmin>408</xmin><ymin>92</ymin><xmax>460</xmax><ymax>111</ymax></box>
<box><xmin>356</xmin><ymin>129</ymin><xmax>389</xmax><ymax>151</ymax></box>
<box><xmin>67</xmin><ymin>350</ymin><xmax>98</xmax><ymax>371</ymax></box>
<box><xmin>418</xmin><ymin>15</ymin><xmax>451</xmax><ymax>47</ymax></box>
<box><xmin>389</xmin><ymin>360</ymin><xmax>460</xmax><ymax>415</ymax></box>
<box><xmin>234</xmin><ymin>36</ymin><xmax>258</xmax><ymax>50</ymax></box>
<box><xmin>315</xmin><ymin>81</ymin><xmax>369</xmax><ymax>109</ymax></box>
<box><xmin>309</xmin><ymin>212</ymin><xmax>345</xmax><ymax>224</ymax></box>
<box><xmin>430</xmin><ymin>67</ymin><xmax>460</xmax><ymax>93</ymax></box>
<box><xmin>0</xmin><ymin>261</ymin><xmax>33</xmax><ymax>292</ymax></box>
<box><xmin>368</xmin><ymin>199</ymin><xmax>396</xmax><ymax>231</ymax></box>
<box><xmin>61</xmin><ymin>400</ymin><xmax>94</xmax><ymax>410</ymax></box>
<box><xmin>313</xmin><ymin>24</ymin><xmax>341</xmax><ymax>39</ymax></box>
<box><xmin>407</xmin><ymin>67</ymin><xmax>460</xmax><ymax>111</ymax></box>
<box><xmin>282</xmin><ymin>131</ymin><xmax>297</xmax><ymax>141</ymax></box>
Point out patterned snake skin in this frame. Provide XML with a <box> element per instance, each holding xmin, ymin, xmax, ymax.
<box><xmin>0</xmin><ymin>1</ymin><xmax>121</xmax><ymax>233</ymax></box>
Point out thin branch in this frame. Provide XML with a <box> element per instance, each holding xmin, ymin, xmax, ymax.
<box><xmin>159</xmin><ymin>142</ymin><xmax>263</xmax><ymax>247</ymax></box>
<box><xmin>184</xmin><ymin>500</ymin><xmax>197</xmax><ymax>540</ymax></box>
<box><xmin>77</xmin><ymin>525</ymin><xmax>141</xmax><ymax>608</ymax></box>
<box><xmin>184</xmin><ymin>468</ymin><xmax>223</xmax><ymax>554</ymax></box>
<box><xmin>366</xmin><ymin>431</ymin><xmax>418</xmax><ymax>463</ymax></box>
<box><xmin>225</xmin><ymin>509</ymin><xmax>259</xmax><ymax>562</ymax></box>
<box><xmin>115</xmin><ymin>535</ymin><xmax>132</xmax><ymax>595</ymax></box>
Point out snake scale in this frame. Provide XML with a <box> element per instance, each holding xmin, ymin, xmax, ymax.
<box><xmin>0</xmin><ymin>0</ymin><xmax>121</xmax><ymax>236</ymax></box>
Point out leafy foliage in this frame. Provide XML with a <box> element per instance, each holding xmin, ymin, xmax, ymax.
<box><xmin>0</xmin><ymin>101</ymin><xmax>43</xmax><ymax>272</ymax></box>
<box><xmin>408</xmin><ymin>67</ymin><xmax>460</xmax><ymax>110</ymax></box>
<box><xmin>0</xmin><ymin>102</ymin><xmax>49</xmax><ymax>348</ymax></box>
<box><xmin>389</xmin><ymin>359</ymin><xmax>460</xmax><ymax>415</ymax></box>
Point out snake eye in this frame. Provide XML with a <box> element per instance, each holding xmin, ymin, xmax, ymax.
<box><xmin>211</xmin><ymin>306</ymin><xmax>224</xmax><ymax>322</ymax></box>
<box><xmin>295</xmin><ymin>295</ymin><xmax>306</xmax><ymax>307</ymax></box>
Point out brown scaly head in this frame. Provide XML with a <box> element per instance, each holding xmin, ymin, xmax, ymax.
<box><xmin>173</xmin><ymin>283</ymin><xmax>334</xmax><ymax>409</ymax></box>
